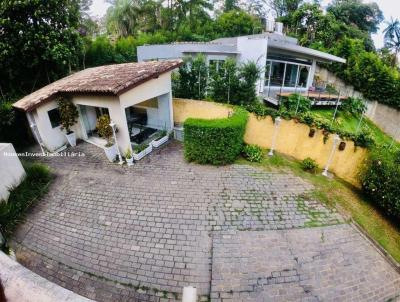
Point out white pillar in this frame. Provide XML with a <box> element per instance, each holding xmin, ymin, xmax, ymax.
<box><xmin>268</xmin><ymin>117</ymin><xmax>282</xmax><ymax>156</ymax></box>
<box><xmin>322</xmin><ymin>134</ymin><xmax>340</xmax><ymax>177</ymax></box>
<box><xmin>110</xmin><ymin>120</ymin><xmax>124</xmax><ymax>165</ymax></box>
<box><xmin>307</xmin><ymin>60</ymin><xmax>317</xmax><ymax>89</ymax></box>
<box><xmin>182</xmin><ymin>286</ymin><xmax>197</xmax><ymax>302</ymax></box>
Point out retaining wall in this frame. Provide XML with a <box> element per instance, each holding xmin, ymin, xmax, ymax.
<box><xmin>0</xmin><ymin>143</ymin><xmax>26</xmax><ymax>201</ymax></box>
<box><xmin>173</xmin><ymin>98</ymin><xmax>368</xmax><ymax>186</ymax></box>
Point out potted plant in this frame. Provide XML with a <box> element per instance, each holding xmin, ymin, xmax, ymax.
<box><xmin>125</xmin><ymin>148</ymin><xmax>134</xmax><ymax>166</ymax></box>
<box><xmin>58</xmin><ymin>98</ymin><xmax>79</xmax><ymax>147</ymax></box>
<box><xmin>151</xmin><ymin>130</ymin><xmax>169</xmax><ymax>148</ymax></box>
<box><xmin>96</xmin><ymin>115</ymin><xmax>117</xmax><ymax>162</ymax></box>
<box><xmin>132</xmin><ymin>143</ymin><xmax>152</xmax><ymax>161</ymax></box>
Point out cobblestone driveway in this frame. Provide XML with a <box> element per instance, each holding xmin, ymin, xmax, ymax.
<box><xmin>12</xmin><ymin>141</ymin><xmax>400</xmax><ymax>301</ymax></box>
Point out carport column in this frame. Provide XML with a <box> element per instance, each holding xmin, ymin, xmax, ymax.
<box><xmin>322</xmin><ymin>134</ymin><xmax>340</xmax><ymax>177</ymax></box>
<box><xmin>268</xmin><ymin>117</ymin><xmax>282</xmax><ymax>156</ymax></box>
<box><xmin>157</xmin><ymin>92</ymin><xmax>174</xmax><ymax>131</ymax></box>
<box><xmin>108</xmin><ymin>103</ymin><xmax>131</xmax><ymax>156</ymax></box>
<box><xmin>110</xmin><ymin>121</ymin><xmax>124</xmax><ymax>165</ymax></box>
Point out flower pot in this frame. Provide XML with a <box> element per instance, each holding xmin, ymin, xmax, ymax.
<box><xmin>126</xmin><ymin>157</ymin><xmax>134</xmax><ymax>166</ymax></box>
<box><xmin>151</xmin><ymin>135</ymin><xmax>168</xmax><ymax>148</ymax></box>
<box><xmin>104</xmin><ymin>144</ymin><xmax>117</xmax><ymax>162</ymax></box>
<box><xmin>133</xmin><ymin>144</ymin><xmax>152</xmax><ymax>161</ymax></box>
<box><xmin>65</xmin><ymin>132</ymin><xmax>76</xmax><ymax>147</ymax></box>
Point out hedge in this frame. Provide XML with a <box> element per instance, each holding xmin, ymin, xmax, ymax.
<box><xmin>183</xmin><ymin>107</ymin><xmax>248</xmax><ymax>165</ymax></box>
<box><xmin>360</xmin><ymin>148</ymin><xmax>400</xmax><ymax>221</ymax></box>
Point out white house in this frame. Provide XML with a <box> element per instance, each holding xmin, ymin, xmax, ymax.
<box><xmin>137</xmin><ymin>22</ymin><xmax>346</xmax><ymax>104</ymax></box>
<box><xmin>13</xmin><ymin>60</ymin><xmax>182</xmax><ymax>155</ymax></box>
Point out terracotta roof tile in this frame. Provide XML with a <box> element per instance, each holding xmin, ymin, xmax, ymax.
<box><xmin>13</xmin><ymin>60</ymin><xmax>182</xmax><ymax>112</ymax></box>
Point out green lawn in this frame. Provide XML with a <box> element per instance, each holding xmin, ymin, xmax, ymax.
<box><xmin>310</xmin><ymin>108</ymin><xmax>399</xmax><ymax>148</ymax></box>
<box><xmin>237</xmin><ymin>152</ymin><xmax>400</xmax><ymax>263</ymax></box>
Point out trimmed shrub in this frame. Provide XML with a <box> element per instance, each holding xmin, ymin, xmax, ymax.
<box><xmin>242</xmin><ymin>144</ymin><xmax>264</xmax><ymax>162</ymax></box>
<box><xmin>360</xmin><ymin>149</ymin><xmax>400</xmax><ymax>221</ymax></box>
<box><xmin>300</xmin><ymin>157</ymin><xmax>318</xmax><ymax>173</ymax></box>
<box><xmin>184</xmin><ymin>107</ymin><xmax>248</xmax><ymax>165</ymax></box>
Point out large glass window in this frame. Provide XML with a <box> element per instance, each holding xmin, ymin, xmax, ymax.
<box><xmin>284</xmin><ymin>64</ymin><xmax>298</xmax><ymax>87</ymax></box>
<box><xmin>298</xmin><ymin>65</ymin><xmax>310</xmax><ymax>88</ymax></box>
<box><xmin>265</xmin><ymin>59</ymin><xmax>310</xmax><ymax>88</ymax></box>
<box><xmin>270</xmin><ymin>61</ymin><xmax>285</xmax><ymax>86</ymax></box>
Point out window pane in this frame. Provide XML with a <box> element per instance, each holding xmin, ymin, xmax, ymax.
<box><xmin>297</xmin><ymin>66</ymin><xmax>309</xmax><ymax>88</ymax></box>
<box><xmin>284</xmin><ymin>64</ymin><xmax>298</xmax><ymax>87</ymax></box>
<box><xmin>48</xmin><ymin>108</ymin><xmax>61</xmax><ymax>128</ymax></box>
<box><xmin>270</xmin><ymin>62</ymin><xmax>285</xmax><ymax>86</ymax></box>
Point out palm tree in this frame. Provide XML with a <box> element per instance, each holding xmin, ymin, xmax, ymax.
<box><xmin>383</xmin><ymin>18</ymin><xmax>400</xmax><ymax>67</ymax></box>
<box><xmin>106</xmin><ymin>0</ymin><xmax>141</xmax><ymax>38</ymax></box>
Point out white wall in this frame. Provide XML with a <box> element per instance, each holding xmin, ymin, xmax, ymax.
<box><xmin>0</xmin><ymin>143</ymin><xmax>26</xmax><ymax>201</ymax></box>
<box><xmin>33</xmin><ymin>101</ymin><xmax>69</xmax><ymax>151</ymax></box>
<box><xmin>236</xmin><ymin>36</ymin><xmax>268</xmax><ymax>95</ymax></box>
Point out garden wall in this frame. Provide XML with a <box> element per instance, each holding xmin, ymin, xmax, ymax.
<box><xmin>0</xmin><ymin>143</ymin><xmax>26</xmax><ymax>201</ymax></box>
<box><xmin>365</xmin><ymin>101</ymin><xmax>400</xmax><ymax>142</ymax></box>
<box><xmin>173</xmin><ymin>98</ymin><xmax>368</xmax><ymax>186</ymax></box>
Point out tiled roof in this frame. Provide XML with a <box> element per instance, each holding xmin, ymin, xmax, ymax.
<box><xmin>13</xmin><ymin>60</ymin><xmax>183</xmax><ymax>112</ymax></box>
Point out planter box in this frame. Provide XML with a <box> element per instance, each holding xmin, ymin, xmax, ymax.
<box><xmin>65</xmin><ymin>132</ymin><xmax>76</xmax><ymax>147</ymax></box>
<box><xmin>126</xmin><ymin>157</ymin><xmax>134</xmax><ymax>166</ymax></box>
<box><xmin>133</xmin><ymin>144</ymin><xmax>152</xmax><ymax>161</ymax></box>
<box><xmin>151</xmin><ymin>135</ymin><xmax>168</xmax><ymax>148</ymax></box>
<box><xmin>104</xmin><ymin>144</ymin><xmax>117</xmax><ymax>162</ymax></box>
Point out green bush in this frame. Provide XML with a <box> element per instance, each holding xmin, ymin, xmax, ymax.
<box><xmin>0</xmin><ymin>162</ymin><xmax>52</xmax><ymax>239</ymax></box>
<box><xmin>280</xmin><ymin>94</ymin><xmax>312</xmax><ymax>113</ymax></box>
<box><xmin>300</xmin><ymin>157</ymin><xmax>318</xmax><ymax>173</ymax></box>
<box><xmin>184</xmin><ymin>107</ymin><xmax>248</xmax><ymax>165</ymax></box>
<box><xmin>360</xmin><ymin>149</ymin><xmax>400</xmax><ymax>221</ymax></box>
<box><xmin>242</xmin><ymin>144</ymin><xmax>264</xmax><ymax>162</ymax></box>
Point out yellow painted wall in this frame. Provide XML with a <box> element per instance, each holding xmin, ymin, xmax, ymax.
<box><xmin>173</xmin><ymin>98</ymin><xmax>368</xmax><ymax>186</ymax></box>
<box><xmin>173</xmin><ymin>98</ymin><xmax>231</xmax><ymax>123</ymax></box>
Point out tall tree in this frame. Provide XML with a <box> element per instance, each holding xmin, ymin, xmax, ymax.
<box><xmin>224</xmin><ymin>0</ymin><xmax>238</xmax><ymax>12</ymax></box>
<box><xmin>268</xmin><ymin>0</ymin><xmax>303</xmax><ymax>18</ymax></box>
<box><xmin>0</xmin><ymin>0</ymin><xmax>82</xmax><ymax>97</ymax></box>
<box><xmin>383</xmin><ymin>18</ymin><xmax>400</xmax><ymax>67</ymax></box>
<box><xmin>327</xmin><ymin>0</ymin><xmax>383</xmax><ymax>33</ymax></box>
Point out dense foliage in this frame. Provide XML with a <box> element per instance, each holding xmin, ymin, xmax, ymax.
<box><xmin>0</xmin><ymin>162</ymin><xmax>52</xmax><ymax>239</ymax></box>
<box><xmin>360</xmin><ymin>148</ymin><xmax>400</xmax><ymax>221</ymax></box>
<box><xmin>279</xmin><ymin>0</ymin><xmax>400</xmax><ymax>108</ymax></box>
<box><xmin>184</xmin><ymin>107</ymin><xmax>248</xmax><ymax>165</ymax></box>
<box><xmin>0</xmin><ymin>0</ymin><xmax>82</xmax><ymax>97</ymax></box>
<box><xmin>173</xmin><ymin>55</ymin><xmax>260</xmax><ymax>106</ymax></box>
<box><xmin>242</xmin><ymin>144</ymin><xmax>264</xmax><ymax>162</ymax></box>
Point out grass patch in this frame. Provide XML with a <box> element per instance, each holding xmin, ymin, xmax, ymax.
<box><xmin>0</xmin><ymin>161</ymin><xmax>52</xmax><ymax>239</ymax></box>
<box><xmin>311</xmin><ymin>108</ymin><xmax>399</xmax><ymax>148</ymax></box>
<box><xmin>237</xmin><ymin>151</ymin><xmax>400</xmax><ymax>263</ymax></box>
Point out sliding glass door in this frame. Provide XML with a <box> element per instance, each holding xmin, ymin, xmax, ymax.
<box><xmin>265</xmin><ymin>59</ymin><xmax>310</xmax><ymax>89</ymax></box>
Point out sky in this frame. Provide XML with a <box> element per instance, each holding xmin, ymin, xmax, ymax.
<box><xmin>89</xmin><ymin>0</ymin><xmax>400</xmax><ymax>49</ymax></box>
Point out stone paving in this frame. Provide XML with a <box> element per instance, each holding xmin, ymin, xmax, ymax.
<box><xmin>11</xmin><ymin>141</ymin><xmax>400</xmax><ymax>302</ymax></box>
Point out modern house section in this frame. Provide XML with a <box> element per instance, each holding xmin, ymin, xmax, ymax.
<box><xmin>137</xmin><ymin>23</ymin><xmax>346</xmax><ymax>105</ymax></box>
<box><xmin>13</xmin><ymin>60</ymin><xmax>182</xmax><ymax>153</ymax></box>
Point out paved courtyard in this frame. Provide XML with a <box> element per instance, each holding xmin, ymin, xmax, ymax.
<box><xmin>11</xmin><ymin>141</ymin><xmax>400</xmax><ymax>301</ymax></box>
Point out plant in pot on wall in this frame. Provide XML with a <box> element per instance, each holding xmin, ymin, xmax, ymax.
<box><xmin>96</xmin><ymin>115</ymin><xmax>117</xmax><ymax>162</ymax></box>
<box><xmin>151</xmin><ymin>130</ymin><xmax>169</xmax><ymax>148</ymax></box>
<box><xmin>58</xmin><ymin>98</ymin><xmax>79</xmax><ymax>147</ymax></box>
<box><xmin>132</xmin><ymin>143</ymin><xmax>152</xmax><ymax>161</ymax></box>
<box><xmin>125</xmin><ymin>148</ymin><xmax>134</xmax><ymax>166</ymax></box>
